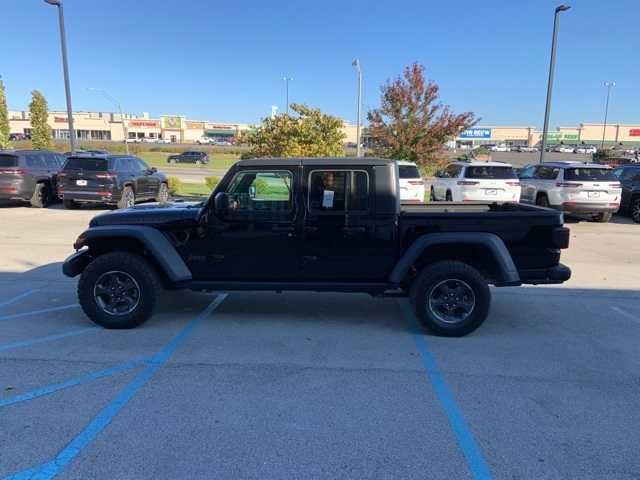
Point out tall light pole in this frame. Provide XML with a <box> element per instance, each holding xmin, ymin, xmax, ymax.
<box><xmin>539</xmin><ymin>4</ymin><xmax>571</xmax><ymax>163</ymax></box>
<box><xmin>283</xmin><ymin>77</ymin><xmax>292</xmax><ymax>115</ymax></box>
<box><xmin>44</xmin><ymin>0</ymin><xmax>76</xmax><ymax>152</ymax></box>
<box><xmin>352</xmin><ymin>59</ymin><xmax>363</xmax><ymax>157</ymax></box>
<box><xmin>601</xmin><ymin>81</ymin><xmax>615</xmax><ymax>149</ymax></box>
<box><xmin>88</xmin><ymin>88</ymin><xmax>129</xmax><ymax>153</ymax></box>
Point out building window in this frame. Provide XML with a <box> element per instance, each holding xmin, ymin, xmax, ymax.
<box><xmin>90</xmin><ymin>130</ymin><xmax>111</xmax><ymax>140</ymax></box>
<box><xmin>53</xmin><ymin>129</ymin><xmax>70</xmax><ymax>140</ymax></box>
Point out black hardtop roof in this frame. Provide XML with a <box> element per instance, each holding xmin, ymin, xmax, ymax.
<box><xmin>236</xmin><ymin>157</ymin><xmax>395</xmax><ymax>168</ymax></box>
<box><xmin>1</xmin><ymin>149</ymin><xmax>56</xmax><ymax>155</ymax></box>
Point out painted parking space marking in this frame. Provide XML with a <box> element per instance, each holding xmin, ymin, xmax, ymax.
<box><xmin>0</xmin><ymin>356</ymin><xmax>150</xmax><ymax>408</ymax></box>
<box><xmin>611</xmin><ymin>306</ymin><xmax>640</xmax><ymax>324</ymax></box>
<box><xmin>3</xmin><ymin>293</ymin><xmax>227</xmax><ymax>480</ymax></box>
<box><xmin>0</xmin><ymin>304</ymin><xmax>79</xmax><ymax>322</ymax></box>
<box><xmin>0</xmin><ymin>327</ymin><xmax>98</xmax><ymax>353</ymax></box>
<box><xmin>399</xmin><ymin>301</ymin><xmax>493</xmax><ymax>480</ymax></box>
<box><xmin>0</xmin><ymin>289</ymin><xmax>40</xmax><ymax>309</ymax></box>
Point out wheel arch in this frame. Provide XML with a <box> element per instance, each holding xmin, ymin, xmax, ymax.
<box><xmin>389</xmin><ymin>232</ymin><xmax>520</xmax><ymax>288</ymax></box>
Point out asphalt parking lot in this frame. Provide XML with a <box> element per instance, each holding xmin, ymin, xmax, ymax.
<box><xmin>1</xmin><ymin>206</ymin><xmax>639</xmax><ymax>479</ymax></box>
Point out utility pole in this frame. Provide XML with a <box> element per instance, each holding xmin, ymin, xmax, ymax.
<box><xmin>88</xmin><ymin>88</ymin><xmax>129</xmax><ymax>153</ymax></box>
<box><xmin>352</xmin><ymin>59</ymin><xmax>363</xmax><ymax>157</ymax></box>
<box><xmin>283</xmin><ymin>77</ymin><xmax>292</xmax><ymax>115</ymax></box>
<box><xmin>601</xmin><ymin>81</ymin><xmax>615</xmax><ymax>149</ymax></box>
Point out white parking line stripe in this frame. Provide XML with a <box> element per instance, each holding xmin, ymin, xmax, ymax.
<box><xmin>610</xmin><ymin>306</ymin><xmax>640</xmax><ymax>324</ymax></box>
<box><xmin>0</xmin><ymin>304</ymin><xmax>80</xmax><ymax>322</ymax></box>
<box><xmin>0</xmin><ymin>289</ymin><xmax>40</xmax><ymax>309</ymax></box>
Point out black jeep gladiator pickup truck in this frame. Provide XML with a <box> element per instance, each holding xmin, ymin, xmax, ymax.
<box><xmin>63</xmin><ymin>158</ymin><xmax>571</xmax><ymax>336</ymax></box>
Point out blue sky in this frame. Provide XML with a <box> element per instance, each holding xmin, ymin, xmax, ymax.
<box><xmin>1</xmin><ymin>0</ymin><xmax>638</xmax><ymax>128</ymax></box>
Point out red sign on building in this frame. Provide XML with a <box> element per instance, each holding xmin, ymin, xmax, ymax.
<box><xmin>629</xmin><ymin>129</ymin><xmax>640</xmax><ymax>137</ymax></box>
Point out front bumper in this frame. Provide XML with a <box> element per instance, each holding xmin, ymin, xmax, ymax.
<box><xmin>518</xmin><ymin>263</ymin><xmax>572</xmax><ymax>285</ymax></box>
<box><xmin>62</xmin><ymin>249</ymin><xmax>92</xmax><ymax>277</ymax></box>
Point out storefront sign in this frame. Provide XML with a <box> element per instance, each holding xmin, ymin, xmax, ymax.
<box><xmin>629</xmin><ymin>129</ymin><xmax>640</xmax><ymax>137</ymax></box>
<box><xmin>459</xmin><ymin>128</ymin><xmax>491</xmax><ymax>139</ymax></box>
<box><xmin>54</xmin><ymin>116</ymin><xmax>69</xmax><ymax>123</ymax></box>
<box><xmin>545</xmin><ymin>132</ymin><xmax>579</xmax><ymax>141</ymax></box>
<box><xmin>161</xmin><ymin>116</ymin><xmax>183</xmax><ymax>129</ymax></box>
<box><xmin>186</xmin><ymin>121</ymin><xmax>204</xmax><ymax>129</ymax></box>
<box><xmin>208</xmin><ymin>124</ymin><xmax>235</xmax><ymax>130</ymax></box>
<box><xmin>129</xmin><ymin>120</ymin><xmax>160</xmax><ymax>128</ymax></box>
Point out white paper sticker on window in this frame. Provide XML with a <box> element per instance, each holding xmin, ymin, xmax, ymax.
<box><xmin>322</xmin><ymin>190</ymin><xmax>334</xmax><ymax>208</ymax></box>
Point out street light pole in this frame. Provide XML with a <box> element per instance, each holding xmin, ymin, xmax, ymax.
<box><xmin>88</xmin><ymin>88</ymin><xmax>129</xmax><ymax>153</ymax></box>
<box><xmin>352</xmin><ymin>59</ymin><xmax>363</xmax><ymax>157</ymax></box>
<box><xmin>283</xmin><ymin>77</ymin><xmax>292</xmax><ymax>115</ymax></box>
<box><xmin>539</xmin><ymin>4</ymin><xmax>571</xmax><ymax>164</ymax></box>
<box><xmin>44</xmin><ymin>0</ymin><xmax>76</xmax><ymax>152</ymax></box>
<box><xmin>601</xmin><ymin>81</ymin><xmax>615</xmax><ymax>149</ymax></box>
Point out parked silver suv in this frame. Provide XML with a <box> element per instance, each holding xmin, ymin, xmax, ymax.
<box><xmin>518</xmin><ymin>162</ymin><xmax>622</xmax><ymax>222</ymax></box>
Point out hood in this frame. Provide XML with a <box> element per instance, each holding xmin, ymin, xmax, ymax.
<box><xmin>90</xmin><ymin>201</ymin><xmax>202</xmax><ymax>228</ymax></box>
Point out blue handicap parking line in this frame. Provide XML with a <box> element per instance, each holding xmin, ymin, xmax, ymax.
<box><xmin>0</xmin><ymin>356</ymin><xmax>151</xmax><ymax>408</ymax></box>
<box><xmin>3</xmin><ymin>293</ymin><xmax>227</xmax><ymax>480</ymax></box>
<box><xmin>0</xmin><ymin>304</ymin><xmax>80</xmax><ymax>322</ymax></box>
<box><xmin>0</xmin><ymin>327</ymin><xmax>98</xmax><ymax>353</ymax></box>
<box><xmin>0</xmin><ymin>289</ymin><xmax>40</xmax><ymax>309</ymax></box>
<box><xmin>399</xmin><ymin>301</ymin><xmax>493</xmax><ymax>480</ymax></box>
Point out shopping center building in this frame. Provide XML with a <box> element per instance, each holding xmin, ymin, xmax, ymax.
<box><xmin>454</xmin><ymin>124</ymin><xmax>640</xmax><ymax>149</ymax></box>
<box><xmin>7</xmin><ymin>110</ymin><xmax>359</xmax><ymax>145</ymax></box>
<box><xmin>7</xmin><ymin>109</ymin><xmax>637</xmax><ymax>148</ymax></box>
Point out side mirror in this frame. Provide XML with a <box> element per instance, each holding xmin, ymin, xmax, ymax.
<box><xmin>214</xmin><ymin>192</ymin><xmax>229</xmax><ymax>216</ymax></box>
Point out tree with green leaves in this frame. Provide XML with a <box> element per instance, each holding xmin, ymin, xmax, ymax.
<box><xmin>0</xmin><ymin>81</ymin><xmax>10</xmax><ymax>150</ymax></box>
<box><xmin>368</xmin><ymin>63</ymin><xmax>477</xmax><ymax>169</ymax></box>
<box><xmin>246</xmin><ymin>103</ymin><xmax>345</xmax><ymax>158</ymax></box>
<box><xmin>29</xmin><ymin>90</ymin><xmax>52</xmax><ymax>150</ymax></box>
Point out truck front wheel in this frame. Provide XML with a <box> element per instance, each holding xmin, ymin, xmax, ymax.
<box><xmin>410</xmin><ymin>261</ymin><xmax>490</xmax><ymax>337</ymax></box>
<box><xmin>78</xmin><ymin>251</ymin><xmax>160</xmax><ymax>329</ymax></box>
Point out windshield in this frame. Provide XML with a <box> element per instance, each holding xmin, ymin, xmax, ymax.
<box><xmin>63</xmin><ymin>157</ymin><xmax>110</xmax><ymax>171</ymax></box>
<box><xmin>564</xmin><ymin>168</ymin><xmax>617</xmax><ymax>181</ymax></box>
<box><xmin>464</xmin><ymin>166</ymin><xmax>517</xmax><ymax>179</ymax></box>
<box><xmin>398</xmin><ymin>165</ymin><xmax>421</xmax><ymax>179</ymax></box>
<box><xmin>0</xmin><ymin>154</ymin><xmax>19</xmax><ymax>167</ymax></box>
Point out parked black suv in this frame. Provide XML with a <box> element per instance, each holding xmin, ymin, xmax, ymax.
<box><xmin>0</xmin><ymin>150</ymin><xmax>66</xmax><ymax>207</ymax></box>
<box><xmin>63</xmin><ymin>157</ymin><xmax>571</xmax><ymax>337</ymax></box>
<box><xmin>613</xmin><ymin>164</ymin><xmax>640</xmax><ymax>222</ymax></box>
<box><xmin>167</xmin><ymin>151</ymin><xmax>208</xmax><ymax>165</ymax></box>
<box><xmin>58</xmin><ymin>154</ymin><xmax>169</xmax><ymax>209</ymax></box>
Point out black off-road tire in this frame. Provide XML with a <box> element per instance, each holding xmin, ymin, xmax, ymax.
<box><xmin>631</xmin><ymin>198</ymin><xmax>640</xmax><ymax>223</ymax></box>
<box><xmin>63</xmin><ymin>198</ymin><xmax>79</xmax><ymax>209</ymax></box>
<box><xmin>30</xmin><ymin>183</ymin><xmax>50</xmax><ymax>208</ymax></box>
<box><xmin>429</xmin><ymin>187</ymin><xmax>435</xmax><ymax>202</ymax></box>
<box><xmin>445</xmin><ymin>191</ymin><xmax>453</xmax><ymax>202</ymax></box>
<box><xmin>592</xmin><ymin>212</ymin><xmax>613</xmax><ymax>223</ymax></box>
<box><xmin>410</xmin><ymin>260</ymin><xmax>491</xmax><ymax>337</ymax></box>
<box><xmin>78</xmin><ymin>252</ymin><xmax>160</xmax><ymax>329</ymax></box>
<box><xmin>117</xmin><ymin>186</ymin><xmax>135</xmax><ymax>209</ymax></box>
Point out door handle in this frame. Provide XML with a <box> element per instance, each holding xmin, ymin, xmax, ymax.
<box><xmin>343</xmin><ymin>226</ymin><xmax>366</xmax><ymax>233</ymax></box>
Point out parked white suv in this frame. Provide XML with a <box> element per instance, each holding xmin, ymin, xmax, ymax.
<box><xmin>574</xmin><ymin>145</ymin><xmax>597</xmax><ymax>154</ymax></box>
<box><xmin>490</xmin><ymin>144</ymin><xmax>511</xmax><ymax>152</ymax></box>
<box><xmin>431</xmin><ymin>161</ymin><xmax>521</xmax><ymax>203</ymax></box>
<box><xmin>397</xmin><ymin>161</ymin><xmax>425</xmax><ymax>202</ymax></box>
<box><xmin>197</xmin><ymin>137</ymin><xmax>214</xmax><ymax>145</ymax></box>
<box><xmin>518</xmin><ymin>162</ymin><xmax>622</xmax><ymax>222</ymax></box>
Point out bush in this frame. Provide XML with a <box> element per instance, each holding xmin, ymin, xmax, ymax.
<box><xmin>167</xmin><ymin>176</ymin><xmax>182</xmax><ymax>195</ymax></box>
<box><xmin>205</xmin><ymin>176</ymin><xmax>220</xmax><ymax>190</ymax></box>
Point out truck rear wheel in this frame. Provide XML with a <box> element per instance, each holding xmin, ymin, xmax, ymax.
<box><xmin>410</xmin><ymin>260</ymin><xmax>490</xmax><ymax>337</ymax></box>
<box><xmin>30</xmin><ymin>183</ymin><xmax>50</xmax><ymax>208</ymax></box>
<box><xmin>78</xmin><ymin>251</ymin><xmax>160</xmax><ymax>329</ymax></box>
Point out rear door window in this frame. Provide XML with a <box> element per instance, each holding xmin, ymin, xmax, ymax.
<box><xmin>464</xmin><ymin>166</ymin><xmax>517</xmax><ymax>179</ymax></box>
<box><xmin>63</xmin><ymin>157</ymin><xmax>110</xmax><ymax>171</ymax></box>
<box><xmin>398</xmin><ymin>165</ymin><xmax>421</xmax><ymax>179</ymax></box>
<box><xmin>308</xmin><ymin>170</ymin><xmax>369</xmax><ymax>213</ymax></box>
<box><xmin>564</xmin><ymin>168</ymin><xmax>618</xmax><ymax>181</ymax></box>
<box><xmin>25</xmin><ymin>154</ymin><xmax>46</xmax><ymax>168</ymax></box>
<box><xmin>0</xmin><ymin>155</ymin><xmax>18</xmax><ymax>167</ymax></box>
<box><xmin>535</xmin><ymin>166</ymin><xmax>560</xmax><ymax>180</ymax></box>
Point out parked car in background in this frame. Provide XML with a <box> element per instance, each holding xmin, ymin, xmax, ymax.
<box><xmin>490</xmin><ymin>144</ymin><xmax>511</xmax><ymax>152</ymax></box>
<box><xmin>0</xmin><ymin>150</ymin><xmax>66</xmax><ymax>207</ymax></box>
<box><xmin>155</xmin><ymin>138</ymin><xmax>171</xmax><ymax>144</ymax></box>
<box><xmin>518</xmin><ymin>162</ymin><xmax>621</xmax><ymax>222</ymax></box>
<box><xmin>58</xmin><ymin>154</ymin><xmax>168</xmax><ymax>209</ymax></box>
<box><xmin>515</xmin><ymin>145</ymin><xmax>538</xmax><ymax>153</ymax></box>
<box><xmin>574</xmin><ymin>145</ymin><xmax>597</xmax><ymax>154</ymax></box>
<box><xmin>397</xmin><ymin>161</ymin><xmax>425</xmax><ymax>203</ymax></box>
<box><xmin>213</xmin><ymin>139</ymin><xmax>233</xmax><ymax>146</ymax></box>
<box><xmin>167</xmin><ymin>151</ymin><xmax>209</xmax><ymax>165</ymax></box>
<box><xmin>431</xmin><ymin>161</ymin><xmax>521</xmax><ymax>203</ymax></box>
<box><xmin>125</xmin><ymin>138</ymin><xmax>141</xmax><ymax>143</ymax></box>
<box><xmin>622</xmin><ymin>147</ymin><xmax>638</xmax><ymax>156</ymax></box>
<box><xmin>612</xmin><ymin>164</ymin><xmax>640</xmax><ymax>223</ymax></box>
<box><xmin>8</xmin><ymin>133</ymin><xmax>27</xmax><ymax>141</ymax></box>
<box><xmin>553</xmin><ymin>145</ymin><xmax>576</xmax><ymax>153</ymax></box>
<box><xmin>196</xmin><ymin>137</ymin><xmax>214</xmax><ymax>145</ymax></box>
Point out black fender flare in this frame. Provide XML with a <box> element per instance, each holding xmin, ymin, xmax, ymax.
<box><xmin>389</xmin><ymin>232</ymin><xmax>520</xmax><ymax>286</ymax></box>
<box><xmin>68</xmin><ymin>225</ymin><xmax>192</xmax><ymax>283</ymax></box>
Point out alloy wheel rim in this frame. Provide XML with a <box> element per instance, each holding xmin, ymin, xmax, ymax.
<box><xmin>160</xmin><ymin>184</ymin><xmax>168</xmax><ymax>201</ymax></box>
<box><xmin>633</xmin><ymin>202</ymin><xmax>640</xmax><ymax>222</ymax></box>
<box><xmin>125</xmin><ymin>190</ymin><xmax>135</xmax><ymax>207</ymax></box>
<box><xmin>428</xmin><ymin>279</ymin><xmax>476</xmax><ymax>324</ymax></box>
<box><xmin>94</xmin><ymin>271</ymin><xmax>141</xmax><ymax>316</ymax></box>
